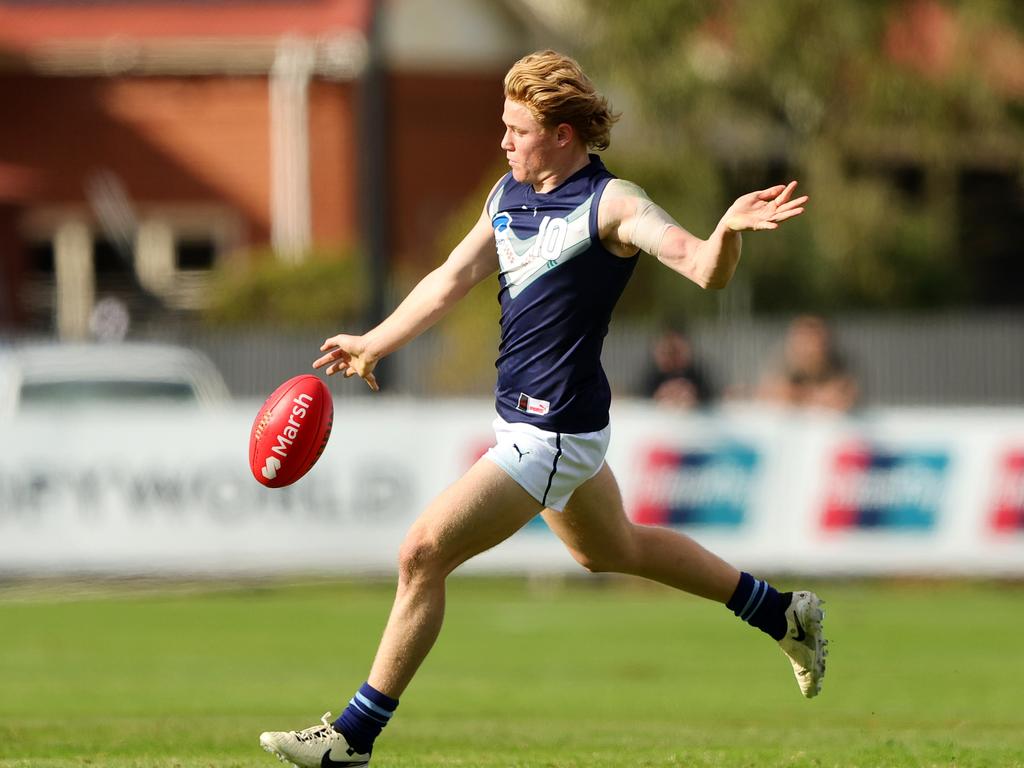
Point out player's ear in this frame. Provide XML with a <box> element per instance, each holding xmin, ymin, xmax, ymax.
<box><xmin>555</xmin><ymin>122</ymin><xmax>574</xmax><ymax>147</ymax></box>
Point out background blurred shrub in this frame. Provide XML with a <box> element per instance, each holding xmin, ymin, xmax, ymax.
<box><xmin>422</xmin><ymin>169</ymin><xmax>503</xmax><ymax>394</ymax></box>
<box><xmin>203</xmin><ymin>247</ymin><xmax>366</xmax><ymax>329</ymax></box>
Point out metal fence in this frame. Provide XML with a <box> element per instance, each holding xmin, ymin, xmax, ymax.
<box><xmin>604</xmin><ymin>312</ymin><xmax>1024</xmax><ymax>407</ymax></box>
<box><xmin>101</xmin><ymin>310</ymin><xmax>1024</xmax><ymax>407</ymax></box>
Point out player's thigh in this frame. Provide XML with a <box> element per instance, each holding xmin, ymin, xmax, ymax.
<box><xmin>540</xmin><ymin>462</ymin><xmax>635</xmax><ymax>565</ymax></box>
<box><xmin>403</xmin><ymin>456</ymin><xmax>541</xmax><ymax>576</ymax></box>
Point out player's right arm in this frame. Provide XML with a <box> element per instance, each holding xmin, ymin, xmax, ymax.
<box><xmin>313</xmin><ymin>201</ymin><xmax>498</xmax><ymax>391</ymax></box>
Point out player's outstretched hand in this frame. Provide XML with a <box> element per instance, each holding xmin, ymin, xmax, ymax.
<box><xmin>723</xmin><ymin>181</ymin><xmax>808</xmax><ymax>232</ymax></box>
<box><xmin>314</xmin><ymin>334</ymin><xmax>380</xmax><ymax>392</ymax></box>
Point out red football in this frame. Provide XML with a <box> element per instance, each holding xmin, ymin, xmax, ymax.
<box><xmin>249</xmin><ymin>374</ymin><xmax>333</xmax><ymax>488</ymax></box>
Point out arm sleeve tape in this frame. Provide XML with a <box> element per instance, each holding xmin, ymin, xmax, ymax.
<box><xmin>604</xmin><ymin>179</ymin><xmax>681</xmax><ymax>258</ymax></box>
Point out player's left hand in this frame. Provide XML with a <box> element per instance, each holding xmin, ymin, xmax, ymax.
<box><xmin>722</xmin><ymin>181</ymin><xmax>808</xmax><ymax>232</ymax></box>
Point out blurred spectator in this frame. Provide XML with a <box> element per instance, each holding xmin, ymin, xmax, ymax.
<box><xmin>756</xmin><ymin>315</ymin><xmax>859</xmax><ymax>411</ymax></box>
<box><xmin>640</xmin><ymin>327</ymin><xmax>714</xmax><ymax>409</ymax></box>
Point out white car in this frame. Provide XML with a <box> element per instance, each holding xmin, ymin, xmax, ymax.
<box><xmin>0</xmin><ymin>342</ymin><xmax>231</xmax><ymax>415</ymax></box>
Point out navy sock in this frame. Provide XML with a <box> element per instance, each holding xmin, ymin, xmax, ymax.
<box><xmin>727</xmin><ymin>571</ymin><xmax>789</xmax><ymax>641</ymax></box>
<box><xmin>333</xmin><ymin>682</ymin><xmax>399</xmax><ymax>755</ymax></box>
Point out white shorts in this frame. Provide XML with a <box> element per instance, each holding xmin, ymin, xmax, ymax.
<box><xmin>483</xmin><ymin>415</ymin><xmax>610</xmax><ymax>511</ymax></box>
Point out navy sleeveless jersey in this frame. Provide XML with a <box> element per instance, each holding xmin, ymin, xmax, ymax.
<box><xmin>486</xmin><ymin>154</ymin><xmax>638</xmax><ymax>433</ymax></box>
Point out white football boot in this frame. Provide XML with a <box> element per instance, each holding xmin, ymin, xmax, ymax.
<box><xmin>778</xmin><ymin>591</ymin><xmax>827</xmax><ymax>698</ymax></box>
<box><xmin>260</xmin><ymin>712</ymin><xmax>371</xmax><ymax>767</ymax></box>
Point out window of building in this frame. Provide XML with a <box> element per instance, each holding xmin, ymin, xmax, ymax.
<box><xmin>175</xmin><ymin>238</ymin><xmax>217</xmax><ymax>270</ymax></box>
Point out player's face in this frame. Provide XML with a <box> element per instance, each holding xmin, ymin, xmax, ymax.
<box><xmin>500</xmin><ymin>98</ymin><xmax>560</xmax><ymax>186</ymax></box>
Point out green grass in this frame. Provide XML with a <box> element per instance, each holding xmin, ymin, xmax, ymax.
<box><xmin>1</xmin><ymin>577</ymin><xmax>1023</xmax><ymax>767</ymax></box>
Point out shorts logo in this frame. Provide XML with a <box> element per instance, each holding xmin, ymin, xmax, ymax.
<box><xmin>516</xmin><ymin>393</ymin><xmax>550</xmax><ymax>416</ymax></box>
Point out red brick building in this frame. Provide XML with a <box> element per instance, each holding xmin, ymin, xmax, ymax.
<box><xmin>0</xmin><ymin>0</ymin><xmax>550</xmax><ymax>336</ymax></box>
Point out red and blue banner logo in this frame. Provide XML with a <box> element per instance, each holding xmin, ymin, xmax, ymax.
<box><xmin>822</xmin><ymin>442</ymin><xmax>949</xmax><ymax>531</ymax></box>
<box><xmin>631</xmin><ymin>443</ymin><xmax>760</xmax><ymax>528</ymax></box>
<box><xmin>991</xmin><ymin>450</ymin><xmax>1024</xmax><ymax>533</ymax></box>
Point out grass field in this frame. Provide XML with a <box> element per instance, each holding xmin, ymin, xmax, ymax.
<box><xmin>1</xmin><ymin>576</ymin><xmax>1022</xmax><ymax>768</ymax></box>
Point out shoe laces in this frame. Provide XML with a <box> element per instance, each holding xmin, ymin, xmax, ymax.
<box><xmin>293</xmin><ymin>712</ymin><xmax>337</xmax><ymax>743</ymax></box>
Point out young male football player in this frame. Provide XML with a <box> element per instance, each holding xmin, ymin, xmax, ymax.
<box><xmin>260</xmin><ymin>50</ymin><xmax>824</xmax><ymax>767</ymax></box>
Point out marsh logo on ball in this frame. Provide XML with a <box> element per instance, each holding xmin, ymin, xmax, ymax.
<box><xmin>249</xmin><ymin>375</ymin><xmax>333</xmax><ymax>488</ymax></box>
<box><xmin>266</xmin><ymin>392</ymin><xmax>313</xmax><ymax>461</ymax></box>
<box><xmin>261</xmin><ymin>456</ymin><xmax>281</xmax><ymax>480</ymax></box>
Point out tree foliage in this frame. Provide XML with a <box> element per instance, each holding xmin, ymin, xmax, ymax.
<box><xmin>203</xmin><ymin>247</ymin><xmax>366</xmax><ymax>328</ymax></box>
<box><xmin>576</xmin><ymin>0</ymin><xmax>1024</xmax><ymax>314</ymax></box>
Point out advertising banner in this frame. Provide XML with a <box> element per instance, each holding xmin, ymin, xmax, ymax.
<box><xmin>1</xmin><ymin>401</ymin><xmax>1023</xmax><ymax>575</ymax></box>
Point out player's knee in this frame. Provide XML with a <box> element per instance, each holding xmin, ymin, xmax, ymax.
<box><xmin>572</xmin><ymin>550</ymin><xmax>610</xmax><ymax>574</ymax></box>
<box><xmin>396</xmin><ymin>530</ymin><xmax>445</xmax><ymax>584</ymax></box>
<box><xmin>570</xmin><ymin>539</ymin><xmax>637</xmax><ymax>575</ymax></box>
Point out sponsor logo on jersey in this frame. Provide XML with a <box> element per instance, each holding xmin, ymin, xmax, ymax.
<box><xmin>516</xmin><ymin>392</ymin><xmax>550</xmax><ymax>416</ymax></box>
